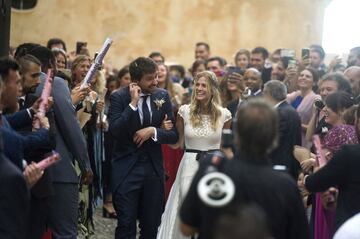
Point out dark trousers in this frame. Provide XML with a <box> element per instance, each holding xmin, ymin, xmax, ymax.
<box><xmin>113</xmin><ymin>157</ymin><xmax>164</xmax><ymax>239</ymax></box>
<box><xmin>48</xmin><ymin>183</ymin><xmax>78</xmax><ymax>239</ymax></box>
<box><xmin>25</xmin><ymin>196</ymin><xmax>52</xmax><ymax>239</ymax></box>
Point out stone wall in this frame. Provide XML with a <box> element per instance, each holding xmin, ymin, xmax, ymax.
<box><xmin>10</xmin><ymin>0</ymin><xmax>331</xmax><ymax>68</ymax></box>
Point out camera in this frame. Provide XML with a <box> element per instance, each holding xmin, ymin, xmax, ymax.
<box><xmin>197</xmin><ymin>152</ymin><xmax>235</xmax><ymax>207</ymax></box>
<box><xmin>314</xmin><ymin>99</ymin><xmax>325</xmax><ymax>110</ymax></box>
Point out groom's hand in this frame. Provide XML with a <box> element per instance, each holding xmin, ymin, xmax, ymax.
<box><xmin>130</xmin><ymin>83</ymin><xmax>141</xmax><ymax>107</ymax></box>
<box><xmin>133</xmin><ymin>127</ymin><xmax>155</xmax><ymax>147</ymax></box>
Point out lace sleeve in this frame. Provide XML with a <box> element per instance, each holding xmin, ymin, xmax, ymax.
<box><xmin>177</xmin><ymin>104</ymin><xmax>187</xmax><ymax>119</ymax></box>
<box><xmin>223</xmin><ymin>107</ymin><xmax>232</xmax><ymax>122</ymax></box>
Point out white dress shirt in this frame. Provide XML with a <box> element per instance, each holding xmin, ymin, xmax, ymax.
<box><xmin>129</xmin><ymin>94</ymin><xmax>157</xmax><ymax>141</ymax></box>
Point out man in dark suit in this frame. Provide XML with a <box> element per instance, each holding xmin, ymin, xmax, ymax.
<box><xmin>0</xmin><ymin>132</ymin><xmax>30</xmax><ymax>239</ymax></box>
<box><xmin>250</xmin><ymin>47</ymin><xmax>272</xmax><ymax>85</ymax></box>
<box><xmin>109</xmin><ymin>57</ymin><xmax>178</xmax><ymax>239</ymax></box>
<box><xmin>16</xmin><ymin>54</ymin><xmax>57</xmax><ymax>239</ymax></box>
<box><xmin>21</xmin><ymin>44</ymin><xmax>93</xmax><ymax>239</ymax></box>
<box><xmin>263</xmin><ymin>80</ymin><xmax>302</xmax><ymax>179</ymax></box>
<box><xmin>0</xmin><ymin>57</ymin><xmax>51</xmax><ymax>170</ymax></box>
<box><xmin>244</xmin><ymin>68</ymin><xmax>263</xmax><ymax>97</ymax></box>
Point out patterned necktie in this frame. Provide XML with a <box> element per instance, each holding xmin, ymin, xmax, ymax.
<box><xmin>142</xmin><ymin>95</ymin><xmax>151</xmax><ymax>127</ymax></box>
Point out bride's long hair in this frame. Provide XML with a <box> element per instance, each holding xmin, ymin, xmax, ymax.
<box><xmin>189</xmin><ymin>71</ymin><xmax>221</xmax><ymax>130</ymax></box>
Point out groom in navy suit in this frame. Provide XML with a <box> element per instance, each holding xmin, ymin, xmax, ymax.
<box><xmin>109</xmin><ymin>57</ymin><xmax>178</xmax><ymax>239</ymax></box>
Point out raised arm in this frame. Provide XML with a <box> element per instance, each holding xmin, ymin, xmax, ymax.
<box><xmin>108</xmin><ymin>91</ymin><xmax>139</xmax><ymax>140</ymax></box>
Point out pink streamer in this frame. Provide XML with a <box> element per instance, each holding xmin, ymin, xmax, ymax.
<box><xmin>34</xmin><ymin>69</ymin><xmax>53</xmax><ymax>129</ymax></box>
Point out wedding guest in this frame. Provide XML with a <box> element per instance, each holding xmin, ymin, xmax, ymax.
<box><xmin>195</xmin><ymin>42</ymin><xmax>211</xmax><ymax>61</ymax></box>
<box><xmin>234</xmin><ymin>49</ymin><xmax>250</xmax><ymax>70</ymax></box>
<box><xmin>117</xmin><ymin>65</ymin><xmax>131</xmax><ymax>89</ymax></box>
<box><xmin>157</xmin><ymin>63</ymin><xmax>185</xmax><ymax>199</ymax></box>
<box><xmin>303</xmin><ymin>104</ymin><xmax>360</xmax><ymax>235</ymax></box>
<box><xmin>16</xmin><ymin>43</ymin><xmax>93</xmax><ymax>238</ymax></box>
<box><xmin>287</xmin><ymin>67</ymin><xmax>320</xmax><ymax>148</ymax></box>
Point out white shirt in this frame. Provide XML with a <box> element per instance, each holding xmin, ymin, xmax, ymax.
<box><xmin>129</xmin><ymin>94</ymin><xmax>157</xmax><ymax>141</ymax></box>
<box><xmin>274</xmin><ymin>100</ymin><xmax>286</xmax><ymax>109</ymax></box>
<box><xmin>19</xmin><ymin>95</ymin><xmax>33</xmax><ymax>118</ymax></box>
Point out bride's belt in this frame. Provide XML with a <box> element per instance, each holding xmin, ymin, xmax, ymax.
<box><xmin>184</xmin><ymin>149</ymin><xmax>219</xmax><ymax>161</ymax></box>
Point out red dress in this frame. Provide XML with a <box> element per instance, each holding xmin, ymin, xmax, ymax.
<box><xmin>162</xmin><ymin>145</ymin><xmax>183</xmax><ymax>201</ymax></box>
<box><xmin>42</xmin><ymin>230</ymin><xmax>52</xmax><ymax>239</ymax></box>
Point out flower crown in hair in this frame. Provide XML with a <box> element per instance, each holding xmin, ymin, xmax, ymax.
<box><xmin>195</xmin><ymin>70</ymin><xmax>218</xmax><ymax>85</ymax></box>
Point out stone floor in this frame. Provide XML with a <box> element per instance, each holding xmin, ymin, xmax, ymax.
<box><xmin>78</xmin><ymin>207</ymin><xmax>117</xmax><ymax>239</ymax></box>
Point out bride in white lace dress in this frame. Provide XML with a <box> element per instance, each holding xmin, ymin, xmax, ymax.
<box><xmin>157</xmin><ymin>71</ymin><xmax>232</xmax><ymax>239</ymax></box>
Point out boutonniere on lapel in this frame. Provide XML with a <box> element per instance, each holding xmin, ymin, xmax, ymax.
<box><xmin>154</xmin><ymin>98</ymin><xmax>165</xmax><ymax>110</ymax></box>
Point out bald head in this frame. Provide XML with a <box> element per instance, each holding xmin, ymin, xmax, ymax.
<box><xmin>344</xmin><ymin>66</ymin><xmax>360</xmax><ymax>97</ymax></box>
<box><xmin>244</xmin><ymin>68</ymin><xmax>262</xmax><ymax>92</ymax></box>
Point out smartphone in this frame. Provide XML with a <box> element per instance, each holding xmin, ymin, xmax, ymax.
<box><xmin>288</xmin><ymin>59</ymin><xmax>297</xmax><ymax>69</ymax></box>
<box><xmin>76</xmin><ymin>41</ymin><xmax>87</xmax><ymax>54</ymax></box>
<box><xmin>227</xmin><ymin>66</ymin><xmax>244</xmax><ymax>76</ymax></box>
<box><xmin>280</xmin><ymin>49</ymin><xmax>295</xmax><ymax>58</ymax></box>
<box><xmin>301</xmin><ymin>48</ymin><xmax>310</xmax><ymax>60</ymax></box>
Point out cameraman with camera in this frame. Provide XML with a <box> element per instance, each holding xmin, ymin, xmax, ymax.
<box><xmin>179</xmin><ymin>99</ymin><xmax>309</xmax><ymax>239</ymax></box>
<box><xmin>305</xmin><ymin>73</ymin><xmax>352</xmax><ymax>142</ymax></box>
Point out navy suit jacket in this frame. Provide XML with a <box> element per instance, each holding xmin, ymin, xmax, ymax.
<box><xmin>0</xmin><ymin>153</ymin><xmax>29</xmax><ymax>239</ymax></box>
<box><xmin>1</xmin><ymin>113</ymin><xmax>49</xmax><ymax>170</ymax></box>
<box><xmin>269</xmin><ymin>101</ymin><xmax>302</xmax><ymax>179</ymax></box>
<box><xmin>35</xmin><ymin>73</ymin><xmax>91</xmax><ymax>183</ymax></box>
<box><xmin>109</xmin><ymin>87</ymin><xmax>178</xmax><ymax>191</ymax></box>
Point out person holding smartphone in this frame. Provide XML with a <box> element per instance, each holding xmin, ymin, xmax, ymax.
<box><xmin>309</xmin><ymin>45</ymin><xmax>327</xmax><ymax>77</ymax></box>
<box><xmin>220</xmin><ymin>66</ymin><xmax>244</xmax><ymax>108</ymax></box>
